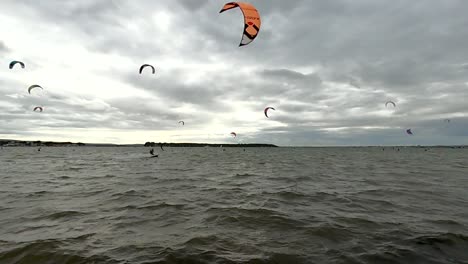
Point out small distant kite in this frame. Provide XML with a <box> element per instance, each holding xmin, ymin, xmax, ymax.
<box><xmin>139</xmin><ymin>64</ymin><xmax>155</xmax><ymax>74</ymax></box>
<box><xmin>179</xmin><ymin>121</ymin><xmax>185</xmax><ymax>126</ymax></box>
<box><xmin>385</xmin><ymin>101</ymin><xmax>396</xmax><ymax>108</ymax></box>
<box><xmin>230</xmin><ymin>132</ymin><xmax>237</xmax><ymax>138</ymax></box>
<box><xmin>406</xmin><ymin>129</ymin><xmax>413</xmax><ymax>135</ymax></box>
<box><xmin>220</xmin><ymin>2</ymin><xmax>261</xmax><ymax>47</ymax></box>
<box><xmin>28</xmin><ymin>85</ymin><xmax>43</xmax><ymax>94</ymax></box>
<box><xmin>33</xmin><ymin>106</ymin><xmax>43</xmax><ymax>112</ymax></box>
<box><xmin>9</xmin><ymin>61</ymin><xmax>25</xmax><ymax>69</ymax></box>
<box><xmin>264</xmin><ymin>107</ymin><xmax>275</xmax><ymax>118</ymax></box>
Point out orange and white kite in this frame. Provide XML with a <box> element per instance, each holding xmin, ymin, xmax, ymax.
<box><xmin>220</xmin><ymin>2</ymin><xmax>261</xmax><ymax>46</ymax></box>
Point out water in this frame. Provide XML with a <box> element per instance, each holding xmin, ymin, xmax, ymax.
<box><xmin>1</xmin><ymin>147</ymin><xmax>467</xmax><ymax>263</ymax></box>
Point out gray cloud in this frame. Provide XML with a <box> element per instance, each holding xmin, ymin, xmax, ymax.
<box><xmin>176</xmin><ymin>0</ymin><xmax>210</xmax><ymax>11</ymax></box>
<box><xmin>0</xmin><ymin>41</ymin><xmax>8</xmax><ymax>54</ymax></box>
<box><xmin>1</xmin><ymin>1</ymin><xmax>468</xmax><ymax>145</ymax></box>
<box><xmin>123</xmin><ymin>72</ymin><xmax>233</xmax><ymax>112</ymax></box>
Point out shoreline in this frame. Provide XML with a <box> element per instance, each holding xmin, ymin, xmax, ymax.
<box><xmin>0</xmin><ymin>139</ymin><xmax>278</xmax><ymax>148</ymax></box>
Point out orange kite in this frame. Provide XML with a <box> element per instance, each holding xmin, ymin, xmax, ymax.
<box><xmin>220</xmin><ymin>2</ymin><xmax>261</xmax><ymax>46</ymax></box>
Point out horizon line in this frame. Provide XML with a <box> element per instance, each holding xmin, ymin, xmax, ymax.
<box><xmin>1</xmin><ymin>138</ymin><xmax>467</xmax><ymax>148</ymax></box>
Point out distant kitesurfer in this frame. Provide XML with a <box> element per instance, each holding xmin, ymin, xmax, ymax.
<box><xmin>149</xmin><ymin>148</ymin><xmax>158</xmax><ymax>158</ymax></box>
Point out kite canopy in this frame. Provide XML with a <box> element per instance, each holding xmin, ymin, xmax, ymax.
<box><xmin>33</xmin><ymin>106</ymin><xmax>43</xmax><ymax>112</ymax></box>
<box><xmin>230</xmin><ymin>132</ymin><xmax>237</xmax><ymax>137</ymax></box>
<box><xmin>264</xmin><ymin>107</ymin><xmax>275</xmax><ymax>118</ymax></box>
<box><xmin>385</xmin><ymin>101</ymin><xmax>396</xmax><ymax>107</ymax></box>
<box><xmin>28</xmin><ymin>85</ymin><xmax>43</xmax><ymax>94</ymax></box>
<box><xmin>220</xmin><ymin>2</ymin><xmax>261</xmax><ymax>46</ymax></box>
<box><xmin>406</xmin><ymin>129</ymin><xmax>413</xmax><ymax>135</ymax></box>
<box><xmin>179</xmin><ymin>121</ymin><xmax>185</xmax><ymax>126</ymax></box>
<box><xmin>9</xmin><ymin>60</ymin><xmax>25</xmax><ymax>69</ymax></box>
<box><xmin>139</xmin><ymin>64</ymin><xmax>155</xmax><ymax>74</ymax></box>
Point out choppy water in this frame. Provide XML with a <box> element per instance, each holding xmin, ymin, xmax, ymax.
<box><xmin>0</xmin><ymin>146</ymin><xmax>467</xmax><ymax>264</ymax></box>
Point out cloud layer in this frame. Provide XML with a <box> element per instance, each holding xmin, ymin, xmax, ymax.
<box><xmin>1</xmin><ymin>0</ymin><xmax>467</xmax><ymax>145</ymax></box>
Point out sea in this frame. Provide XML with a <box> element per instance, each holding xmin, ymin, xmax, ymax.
<box><xmin>0</xmin><ymin>146</ymin><xmax>467</xmax><ymax>264</ymax></box>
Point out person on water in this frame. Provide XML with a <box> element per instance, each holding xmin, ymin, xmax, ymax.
<box><xmin>149</xmin><ymin>148</ymin><xmax>158</xmax><ymax>157</ymax></box>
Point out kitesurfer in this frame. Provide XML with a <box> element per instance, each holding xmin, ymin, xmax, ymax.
<box><xmin>149</xmin><ymin>148</ymin><xmax>158</xmax><ymax>157</ymax></box>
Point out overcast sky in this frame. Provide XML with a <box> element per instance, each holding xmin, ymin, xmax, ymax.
<box><xmin>1</xmin><ymin>0</ymin><xmax>468</xmax><ymax>146</ymax></box>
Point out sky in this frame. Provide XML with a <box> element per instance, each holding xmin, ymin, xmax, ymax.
<box><xmin>1</xmin><ymin>0</ymin><xmax>468</xmax><ymax>146</ymax></box>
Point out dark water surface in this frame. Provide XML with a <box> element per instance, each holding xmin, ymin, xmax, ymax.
<box><xmin>1</xmin><ymin>147</ymin><xmax>467</xmax><ymax>264</ymax></box>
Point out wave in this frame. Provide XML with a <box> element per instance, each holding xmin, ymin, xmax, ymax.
<box><xmin>357</xmin><ymin>233</ymin><xmax>468</xmax><ymax>264</ymax></box>
<box><xmin>410</xmin><ymin>232</ymin><xmax>468</xmax><ymax>246</ymax></box>
<box><xmin>1</xmin><ymin>231</ymin><xmax>467</xmax><ymax>264</ymax></box>
<box><xmin>203</xmin><ymin>206</ymin><xmax>307</xmax><ymax>230</ymax></box>
<box><xmin>116</xmin><ymin>202</ymin><xmax>186</xmax><ymax>211</ymax></box>
<box><xmin>25</xmin><ymin>191</ymin><xmax>50</xmax><ymax>197</ymax></box>
<box><xmin>44</xmin><ymin>210</ymin><xmax>88</xmax><ymax>220</ymax></box>
<box><xmin>234</xmin><ymin>173</ymin><xmax>259</xmax><ymax>178</ymax></box>
<box><xmin>0</xmin><ymin>235</ymin><xmax>109</xmax><ymax>264</ymax></box>
<box><xmin>0</xmin><ymin>239</ymin><xmax>311</xmax><ymax>264</ymax></box>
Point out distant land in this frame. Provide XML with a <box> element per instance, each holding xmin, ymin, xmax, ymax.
<box><xmin>0</xmin><ymin>139</ymin><xmax>278</xmax><ymax>148</ymax></box>
<box><xmin>0</xmin><ymin>139</ymin><xmax>466</xmax><ymax>148</ymax></box>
